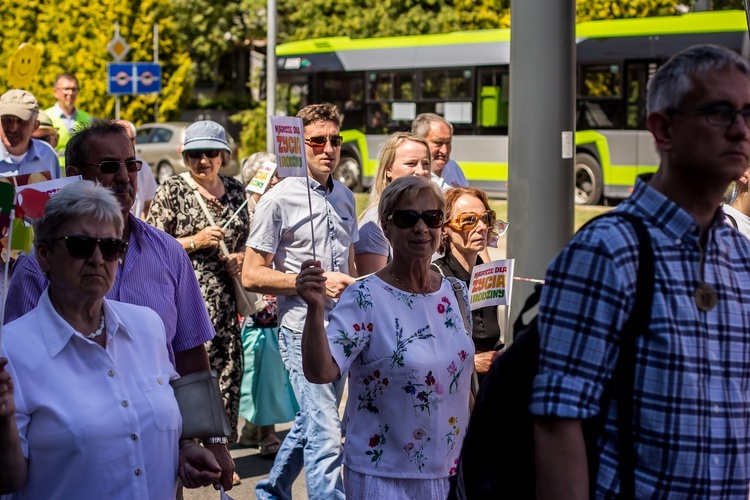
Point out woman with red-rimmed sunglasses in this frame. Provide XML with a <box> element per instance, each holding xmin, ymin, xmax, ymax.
<box><xmin>432</xmin><ymin>187</ymin><xmax>509</xmax><ymax>387</ymax></box>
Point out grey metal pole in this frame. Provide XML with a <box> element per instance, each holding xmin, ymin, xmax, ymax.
<box><xmin>266</xmin><ymin>0</ymin><xmax>277</xmax><ymax>154</ymax></box>
<box><xmin>506</xmin><ymin>0</ymin><xmax>576</xmax><ymax>340</ymax></box>
<box><xmin>154</xmin><ymin>23</ymin><xmax>159</xmax><ymax>121</ymax></box>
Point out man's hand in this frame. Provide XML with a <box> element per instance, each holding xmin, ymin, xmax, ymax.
<box><xmin>321</xmin><ymin>271</ymin><xmax>355</xmax><ymax>298</ymax></box>
<box><xmin>202</xmin><ymin>442</ymin><xmax>236</xmax><ymax>491</ymax></box>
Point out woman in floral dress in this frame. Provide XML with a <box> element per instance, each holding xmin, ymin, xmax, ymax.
<box><xmin>147</xmin><ymin>121</ymin><xmax>250</xmax><ymax>453</ymax></box>
<box><xmin>296</xmin><ymin>176</ymin><xmax>474</xmax><ymax>499</ymax></box>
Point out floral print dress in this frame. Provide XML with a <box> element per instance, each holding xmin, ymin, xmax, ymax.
<box><xmin>147</xmin><ymin>173</ymin><xmax>250</xmax><ymax>444</ymax></box>
<box><xmin>327</xmin><ymin>275</ymin><xmax>474</xmax><ymax>481</ymax></box>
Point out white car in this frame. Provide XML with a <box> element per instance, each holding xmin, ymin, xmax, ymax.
<box><xmin>135</xmin><ymin>121</ymin><xmax>240</xmax><ymax>184</ymax></box>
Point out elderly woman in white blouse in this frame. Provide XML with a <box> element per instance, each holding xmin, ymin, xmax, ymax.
<box><xmin>0</xmin><ymin>181</ymin><xmax>220</xmax><ymax>497</ymax></box>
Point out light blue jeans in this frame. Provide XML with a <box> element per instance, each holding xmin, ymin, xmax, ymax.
<box><xmin>255</xmin><ymin>325</ymin><xmax>346</xmax><ymax>500</ymax></box>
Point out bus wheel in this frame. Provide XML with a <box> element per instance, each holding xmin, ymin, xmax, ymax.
<box><xmin>335</xmin><ymin>155</ymin><xmax>362</xmax><ymax>192</ymax></box>
<box><xmin>575</xmin><ymin>153</ymin><xmax>603</xmax><ymax>206</ymax></box>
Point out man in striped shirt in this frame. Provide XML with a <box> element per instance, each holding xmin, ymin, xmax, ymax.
<box><xmin>532</xmin><ymin>45</ymin><xmax>750</xmax><ymax>498</ymax></box>
<box><xmin>4</xmin><ymin>120</ymin><xmax>237</xmax><ymax>491</ymax></box>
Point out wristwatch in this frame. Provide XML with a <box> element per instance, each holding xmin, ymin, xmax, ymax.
<box><xmin>189</xmin><ymin>238</ymin><xmax>196</xmax><ymax>251</ymax></box>
<box><xmin>205</xmin><ymin>436</ymin><xmax>228</xmax><ymax>445</ymax></box>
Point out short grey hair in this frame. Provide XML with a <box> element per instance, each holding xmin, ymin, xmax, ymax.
<box><xmin>34</xmin><ymin>181</ymin><xmax>124</xmax><ymax>244</ymax></box>
<box><xmin>379</xmin><ymin>176</ymin><xmax>445</xmax><ymax>227</ymax></box>
<box><xmin>411</xmin><ymin>113</ymin><xmax>453</xmax><ymax>138</ymax></box>
<box><xmin>241</xmin><ymin>151</ymin><xmax>277</xmax><ymax>186</ymax></box>
<box><xmin>647</xmin><ymin>44</ymin><xmax>750</xmax><ymax>114</ymax></box>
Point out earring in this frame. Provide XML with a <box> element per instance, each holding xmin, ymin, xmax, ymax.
<box><xmin>118</xmin><ymin>258</ymin><xmax>123</xmax><ymax>265</ymax></box>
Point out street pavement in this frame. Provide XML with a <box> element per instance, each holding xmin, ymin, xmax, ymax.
<box><xmin>184</xmin><ymin>243</ymin><xmax>508</xmax><ymax>499</ymax></box>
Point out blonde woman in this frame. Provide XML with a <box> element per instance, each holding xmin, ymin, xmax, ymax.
<box><xmin>354</xmin><ymin>132</ymin><xmax>431</xmax><ymax>275</ymax></box>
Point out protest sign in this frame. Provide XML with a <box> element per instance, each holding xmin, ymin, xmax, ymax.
<box><xmin>270</xmin><ymin>116</ymin><xmax>307</xmax><ymax>178</ymax></box>
<box><xmin>468</xmin><ymin>259</ymin><xmax>514</xmax><ymax>311</ymax></box>
<box><xmin>246</xmin><ymin>161</ymin><xmax>278</xmax><ymax>195</ymax></box>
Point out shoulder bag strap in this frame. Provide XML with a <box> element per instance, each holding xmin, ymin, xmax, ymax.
<box><xmin>180</xmin><ymin>172</ymin><xmax>231</xmax><ymax>259</ymax></box>
<box><xmin>446</xmin><ymin>276</ymin><xmax>480</xmax><ymax>398</ymax></box>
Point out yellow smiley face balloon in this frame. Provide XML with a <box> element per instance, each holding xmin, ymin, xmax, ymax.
<box><xmin>8</xmin><ymin>43</ymin><xmax>41</xmax><ymax>88</ymax></box>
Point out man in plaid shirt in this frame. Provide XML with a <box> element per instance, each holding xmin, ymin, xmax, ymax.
<box><xmin>532</xmin><ymin>44</ymin><xmax>750</xmax><ymax>498</ymax></box>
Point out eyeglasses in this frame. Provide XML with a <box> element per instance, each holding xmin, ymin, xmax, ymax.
<box><xmin>85</xmin><ymin>159</ymin><xmax>143</xmax><ymax>174</ymax></box>
<box><xmin>186</xmin><ymin>149</ymin><xmax>221</xmax><ymax>159</ymax></box>
<box><xmin>56</xmin><ymin>86</ymin><xmax>79</xmax><ymax>93</ymax></box>
<box><xmin>305</xmin><ymin>136</ymin><xmax>343</xmax><ymax>148</ymax></box>
<box><xmin>446</xmin><ymin>210</ymin><xmax>497</xmax><ymax>231</ymax></box>
<box><xmin>387</xmin><ymin>209</ymin><xmax>444</xmax><ymax>229</ymax></box>
<box><xmin>667</xmin><ymin>105</ymin><xmax>750</xmax><ymax>129</ymax></box>
<box><xmin>52</xmin><ymin>235</ymin><xmax>129</xmax><ymax>262</ymax></box>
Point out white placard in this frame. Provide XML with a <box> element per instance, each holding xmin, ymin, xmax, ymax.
<box><xmin>391</xmin><ymin>102</ymin><xmax>417</xmax><ymax>121</ymax></box>
<box><xmin>468</xmin><ymin>259</ymin><xmax>514</xmax><ymax>311</ymax></box>
<box><xmin>270</xmin><ymin>116</ymin><xmax>307</xmax><ymax>178</ymax></box>
<box><xmin>444</xmin><ymin>102</ymin><xmax>473</xmax><ymax>124</ymax></box>
<box><xmin>246</xmin><ymin>161</ymin><xmax>278</xmax><ymax>195</ymax></box>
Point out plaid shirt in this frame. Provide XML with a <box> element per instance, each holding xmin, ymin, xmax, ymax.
<box><xmin>530</xmin><ymin>178</ymin><xmax>750</xmax><ymax>498</ymax></box>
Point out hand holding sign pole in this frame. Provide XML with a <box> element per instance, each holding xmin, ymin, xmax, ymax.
<box><xmin>270</xmin><ymin>116</ymin><xmax>316</xmax><ymax>261</ymax></box>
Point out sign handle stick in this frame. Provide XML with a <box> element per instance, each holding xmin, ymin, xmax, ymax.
<box><xmin>305</xmin><ymin>180</ymin><xmax>316</xmax><ymax>262</ymax></box>
<box><xmin>221</xmin><ymin>198</ymin><xmax>249</xmax><ymax>231</ymax></box>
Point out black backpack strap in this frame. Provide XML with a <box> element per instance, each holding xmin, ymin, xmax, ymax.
<box><xmin>581</xmin><ymin>211</ymin><xmax>654</xmax><ymax>499</ymax></box>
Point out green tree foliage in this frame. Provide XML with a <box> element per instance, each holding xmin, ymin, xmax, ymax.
<box><xmin>275</xmin><ymin>0</ymin><xmax>510</xmax><ymax>42</ymax></box>
<box><xmin>576</xmin><ymin>0</ymin><xmax>680</xmax><ymax>20</ymax></box>
<box><xmin>172</xmin><ymin>0</ymin><xmax>269</xmax><ymax>85</ymax></box>
<box><xmin>0</xmin><ymin>0</ymin><xmax>192</xmax><ymax>126</ymax></box>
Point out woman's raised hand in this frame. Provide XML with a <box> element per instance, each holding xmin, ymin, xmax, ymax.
<box><xmin>296</xmin><ymin>259</ymin><xmax>327</xmax><ymax>308</ymax></box>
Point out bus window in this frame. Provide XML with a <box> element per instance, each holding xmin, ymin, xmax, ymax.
<box><xmin>422</xmin><ymin>69</ymin><xmax>473</xmax><ymax>100</ymax></box>
<box><xmin>578</xmin><ymin>64</ymin><xmax>623</xmax><ymax>129</ymax></box>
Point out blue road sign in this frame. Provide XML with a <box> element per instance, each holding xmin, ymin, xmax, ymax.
<box><xmin>107</xmin><ymin>62</ymin><xmax>162</xmax><ymax>96</ymax></box>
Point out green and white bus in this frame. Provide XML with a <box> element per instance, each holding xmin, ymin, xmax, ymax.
<box><xmin>274</xmin><ymin>10</ymin><xmax>749</xmax><ymax>204</ymax></box>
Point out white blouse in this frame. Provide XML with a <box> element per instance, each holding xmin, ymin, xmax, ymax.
<box><xmin>327</xmin><ymin>275</ymin><xmax>474</xmax><ymax>480</ymax></box>
<box><xmin>2</xmin><ymin>290</ymin><xmax>181</xmax><ymax>499</ymax></box>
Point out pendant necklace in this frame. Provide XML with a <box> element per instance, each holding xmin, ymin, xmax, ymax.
<box><xmin>694</xmin><ymin>247</ymin><xmax>717</xmax><ymax>312</ymax></box>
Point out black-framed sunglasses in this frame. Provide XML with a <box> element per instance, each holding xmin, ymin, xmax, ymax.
<box><xmin>388</xmin><ymin>209</ymin><xmax>444</xmax><ymax>229</ymax></box>
<box><xmin>85</xmin><ymin>159</ymin><xmax>143</xmax><ymax>174</ymax></box>
<box><xmin>51</xmin><ymin>235</ymin><xmax>129</xmax><ymax>262</ymax></box>
<box><xmin>666</xmin><ymin>104</ymin><xmax>750</xmax><ymax>129</ymax></box>
<box><xmin>305</xmin><ymin>136</ymin><xmax>343</xmax><ymax>148</ymax></box>
<box><xmin>186</xmin><ymin>149</ymin><xmax>222</xmax><ymax>159</ymax></box>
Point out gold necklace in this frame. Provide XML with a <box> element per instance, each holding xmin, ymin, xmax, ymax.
<box><xmin>389</xmin><ymin>267</ymin><xmax>428</xmax><ymax>294</ymax></box>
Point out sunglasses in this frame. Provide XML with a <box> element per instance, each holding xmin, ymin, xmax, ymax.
<box><xmin>305</xmin><ymin>136</ymin><xmax>343</xmax><ymax>148</ymax></box>
<box><xmin>446</xmin><ymin>210</ymin><xmax>498</xmax><ymax>231</ymax></box>
<box><xmin>52</xmin><ymin>235</ymin><xmax>129</xmax><ymax>262</ymax></box>
<box><xmin>388</xmin><ymin>209</ymin><xmax>444</xmax><ymax>229</ymax></box>
<box><xmin>86</xmin><ymin>159</ymin><xmax>143</xmax><ymax>174</ymax></box>
<box><xmin>186</xmin><ymin>149</ymin><xmax>222</xmax><ymax>159</ymax></box>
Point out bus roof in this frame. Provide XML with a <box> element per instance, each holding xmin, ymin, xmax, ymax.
<box><xmin>276</xmin><ymin>10</ymin><xmax>748</xmax><ymax>72</ymax></box>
